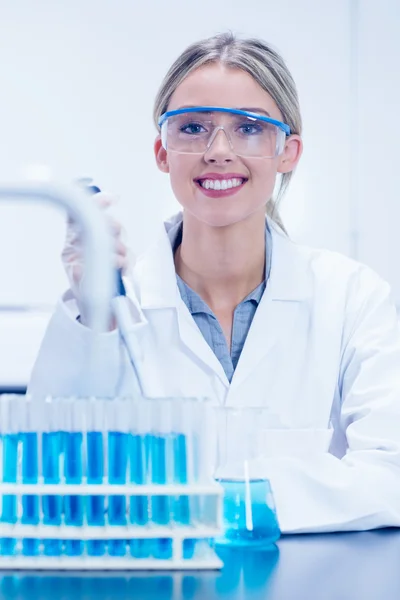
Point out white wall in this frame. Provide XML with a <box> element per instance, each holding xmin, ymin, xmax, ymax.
<box><xmin>0</xmin><ymin>0</ymin><xmax>398</xmax><ymax>384</ymax></box>
<box><xmin>0</xmin><ymin>0</ymin><xmax>353</xmax><ymax>306</ymax></box>
<box><xmin>355</xmin><ymin>0</ymin><xmax>400</xmax><ymax>305</ymax></box>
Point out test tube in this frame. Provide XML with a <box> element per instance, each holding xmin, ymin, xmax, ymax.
<box><xmin>86</xmin><ymin>398</ymin><xmax>106</xmax><ymax>557</ymax></box>
<box><xmin>0</xmin><ymin>395</ymin><xmax>19</xmax><ymax>556</ymax></box>
<box><xmin>172</xmin><ymin>399</ymin><xmax>195</xmax><ymax>559</ymax></box>
<box><xmin>129</xmin><ymin>399</ymin><xmax>150</xmax><ymax>559</ymax></box>
<box><xmin>172</xmin><ymin>399</ymin><xmax>191</xmax><ymax>523</ymax></box>
<box><xmin>42</xmin><ymin>397</ymin><xmax>64</xmax><ymax>556</ymax></box>
<box><xmin>20</xmin><ymin>396</ymin><xmax>40</xmax><ymax>556</ymax></box>
<box><xmin>149</xmin><ymin>398</ymin><xmax>172</xmax><ymax>560</ymax></box>
<box><xmin>63</xmin><ymin>398</ymin><xmax>84</xmax><ymax>557</ymax></box>
<box><xmin>107</xmin><ymin>398</ymin><xmax>129</xmax><ymax>557</ymax></box>
<box><xmin>195</xmin><ymin>400</ymin><xmax>218</xmax><ymax>538</ymax></box>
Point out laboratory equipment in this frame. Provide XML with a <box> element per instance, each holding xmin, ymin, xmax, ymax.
<box><xmin>77</xmin><ymin>179</ymin><xmax>146</xmax><ymax>396</ymax></box>
<box><xmin>214</xmin><ymin>407</ymin><xmax>281</xmax><ymax>548</ymax></box>
<box><xmin>20</xmin><ymin>396</ymin><xmax>40</xmax><ymax>557</ymax></box>
<box><xmin>0</xmin><ymin>395</ymin><xmax>223</xmax><ymax>570</ymax></box>
<box><xmin>0</xmin><ymin>179</ymin><xmax>222</xmax><ymax>569</ymax></box>
<box><xmin>158</xmin><ymin>106</ymin><xmax>290</xmax><ymax>158</ymax></box>
<box><xmin>0</xmin><ymin>180</ymin><xmax>115</xmax><ymax>333</ymax></box>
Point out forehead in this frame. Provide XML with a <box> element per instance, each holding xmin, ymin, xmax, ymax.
<box><xmin>168</xmin><ymin>63</ymin><xmax>282</xmax><ymax>120</ymax></box>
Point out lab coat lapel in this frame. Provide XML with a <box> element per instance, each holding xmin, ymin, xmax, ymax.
<box><xmin>175</xmin><ymin>298</ymin><xmax>230</xmax><ymax>387</ymax></box>
<box><xmin>136</xmin><ymin>217</ymin><xmax>230</xmax><ymax>388</ymax></box>
<box><xmin>230</xmin><ymin>224</ymin><xmax>311</xmax><ymax>391</ymax></box>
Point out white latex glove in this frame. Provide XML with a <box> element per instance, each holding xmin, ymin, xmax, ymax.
<box><xmin>61</xmin><ymin>191</ymin><xmax>132</xmax><ymax>321</ymax></box>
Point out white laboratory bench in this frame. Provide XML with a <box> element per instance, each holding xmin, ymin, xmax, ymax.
<box><xmin>0</xmin><ymin>309</ymin><xmax>52</xmax><ymax>392</ymax></box>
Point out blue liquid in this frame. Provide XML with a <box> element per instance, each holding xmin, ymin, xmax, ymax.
<box><xmin>21</xmin><ymin>494</ymin><xmax>39</xmax><ymax>524</ymax></box>
<box><xmin>42</xmin><ymin>431</ymin><xmax>62</xmax><ymax>483</ymax></box>
<box><xmin>149</xmin><ymin>435</ymin><xmax>169</xmax><ymax>524</ymax></box>
<box><xmin>21</xmin><ymin>432</ymin><xmax>39</xmax><ymax>525</ymax></box>
<box><xmin>155</xmin><ymin>538</ymin><xmax>172</xmax><ymax>560</ymax></box>
<box><xmin>86</xmin><ymin>496</ymin><xmax>105</xmax><ymax>526</ymax></box>
<box><xmin>183</xmin><ymin>539</ymin><xmax>196</xmax><ymax>560</ymax></box>
<box><xmin>65</xmin><ymin>495</ymin><xmax>84</xmax><ymax>526</ymax></box>
<box><xmin>149</xmin><ymin>434</ymin><xmax>171</xmax><ymax>559</ymax></box>
<box><xmin>129</xmin><ymin>434</ymin><xmax>150</xmax><ymax>558</ymax></box>
<box><xmin>108</xmin><ymin>432</ymin><xmax>128</xmax><ymax>555</ymax></box>
<box><xmin>173</xmin><ymin>433</ymin><xmax>194</xmax><ymax>560</ymax></box>
<box><xmin>2</xmin><ymin>433</ymin><xmax>18</xmax><ymax>484</ymax></box>
<box><xmin>64</xmin><ymin>432</ymin><xmax>83</xmax><ymax>483</ymax></box>
<box><xmin>87</xmin><ymin>540</ymin><xmax>105</xmax><ymax>556</ymax></box>
<box><xmin>42</xmin><ymin>432</ymin><xmax>63</xmax><ymax>555</ymax></box>
<box><xmin>0</xmin><ymin>538</ymin><xmax>17</xmax><ymax>556</ymax></box>
<box><xmin>21</xmin><ymin>432</ymin><xmax>39</xmax><ymax>556</ymax></box>
<box><xmin>42</xmin><ymin>431</ymin><xmax>63</xmax><ymax>523</ymax></box>
<box><xmin>64</xmin><ymin>432</ymin><xmax>83</xmax><ymax>527</ymax></box>
<box><xmin>129</xmin><ymin>539</ymin><xmax>149</xmax><ymax>559</ymax></box>
<box><xmin>42</xmin><ymin>495</ymin><xmax>62</xmax><ymax>525</ymax></box>
<box><xmin>44</xmin><ymin>539</ymin><xmax>63</xmax><ymax>556</ymax></box>
<box><xmin>87</xmin><ymin>432</ymin><xmax>104</xmax><ymax>483</ymax></box>
<box><xmin>65</xmin><ymin>540</ymin><xmax>83</xmax><ymax>556</ymax></box>
<box><xmin>108</xmin><ymin>539</ymin><xmax>126</xmax><ymax>557</ymax></box>
<box><xmin>173</xmin><ymin>434</ymin><xmax>190</xmax><ymax>525</ymax></box>
<box><xmin>216</xmin><ymin>479</ymin><xmax>281</xmax><ymax>547</ymax></box>
<box><xmin>22</xmin><ymin>539</ymin><xmax>40</xmax><ymax>556</ymax></box>
<box><xmin>86</xmin><ymin>431</ymin><xmax>106</xmax><ymax>556</ymax></box>
<box><xmin>21</xmin><ymin>432</ymin><xmax>38</xmax><ymax>484</ymax></box>
<box><xmin>1</xmin><ymin>434</ymin><xmax>18</xmax><ymax>556</ymax></box>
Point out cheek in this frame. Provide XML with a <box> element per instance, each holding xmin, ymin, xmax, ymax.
<box><xmin>168</xmin><ymin>155</ymin><xmax>198</xmax><ymax>199</ymax></box>
<box><xmin>246</xmin><ymin>161</ymin><xmax>279</xmax><ymax>199</ymax></box>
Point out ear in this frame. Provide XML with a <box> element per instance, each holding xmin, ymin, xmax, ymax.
<box><xmin>277</xmin><ymin>135</ymin><xmax>303</xmax><ymax>174</ymax></box>
<box><xmin>154</xmin><ymin>135</ymin><xmax>169</xmax><ymax>173</ymax></box>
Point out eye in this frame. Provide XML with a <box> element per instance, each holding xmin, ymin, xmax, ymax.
<box><xmin>180</xmin><ymin>122</ymin><xmax>207</xmax><ymax>135</ymax></box>
<box><xmin>238</xmin><ymin>122</ymin><xmax>263</xmax><ymax>135</ymax></box>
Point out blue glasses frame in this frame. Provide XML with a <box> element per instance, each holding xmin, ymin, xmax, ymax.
<box><xmin>158</xmin><ymin>106</ymin><xmax>291</xmax><ymax>136</ymax></box>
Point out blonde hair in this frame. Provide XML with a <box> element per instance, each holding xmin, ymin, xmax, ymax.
<box><xmin>153</xmin><ymin>32</ymin><xmax>302</xmax><ymax>232</ymax></box>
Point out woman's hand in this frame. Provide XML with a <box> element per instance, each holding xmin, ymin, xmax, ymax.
<box><xmin>62</xmin><ymin>191</ymin><xmax>131</xmax><ymax>318</ymax></box>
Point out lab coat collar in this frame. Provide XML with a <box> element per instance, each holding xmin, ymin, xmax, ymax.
<box><xmin>137</xmin><ymin>212</ymin><xmax>311</xmax><ymax>309</ymax></box>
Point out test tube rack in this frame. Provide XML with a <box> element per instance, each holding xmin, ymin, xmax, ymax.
<box><xmin>0</xmin><ymin>481</ymin><xmax>223</xmax><ymax>570</ymax></box>
<box><xmin>0</xmin><ymin>395</ymin><xmax>224</xmax><ymax>570</ymax></box>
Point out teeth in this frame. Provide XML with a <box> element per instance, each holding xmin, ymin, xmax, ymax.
<box><xmin>199</xmin><ymin>178</ymin><xmax>244</xmax><ymax>190</ymax></box>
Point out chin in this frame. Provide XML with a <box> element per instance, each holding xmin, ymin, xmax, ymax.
<box><xmin>187</xmin><ymin>202</ymin><xmax>262</xmax><ymax>228</ymax></box>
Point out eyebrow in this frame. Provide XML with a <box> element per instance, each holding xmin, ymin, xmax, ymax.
<box><xmin>177</xmin><ymin>105</ymin><xmax>271</xmax><ymax>117</ymax></box>
<box><xmin>240</xmin><ymin>107</ymin><xmax>271</xmax><ymax>117</ymax></box>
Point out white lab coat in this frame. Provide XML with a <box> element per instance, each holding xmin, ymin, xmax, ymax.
<box><xmin>29</xmin><ymin>213</ymin><xmax>400</xmax><ymax>534</ymax></box>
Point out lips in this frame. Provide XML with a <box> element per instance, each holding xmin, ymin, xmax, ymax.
<box><xmin>195</xmin><ymin>172</ymin><xmax>248</xmax><ymax>182</ymax></box>
<box><xmin>194</xmin><ymin>178</ymin><xmax>248</xmax><ymax>198</ymax></box>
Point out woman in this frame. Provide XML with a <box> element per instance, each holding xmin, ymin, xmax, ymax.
<box><xmin>29</xmin><ymin>32</ymin><xmax>400</xmax><ymax>534</ymax></box>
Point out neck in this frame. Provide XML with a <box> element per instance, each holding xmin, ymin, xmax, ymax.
<box><xmin>174</xmin><ymin>210</ymin><xmax>266</xmax><ymax>311</ymax></box>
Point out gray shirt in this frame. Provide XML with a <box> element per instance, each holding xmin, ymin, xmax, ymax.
<box><xmin>170</xmin><ymin>222</ymin><xmax>272</xmax><ymax>382</ymax></box>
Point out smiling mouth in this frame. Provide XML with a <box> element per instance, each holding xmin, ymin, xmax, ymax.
<box><xmin>195</xmin><ymin>177</ymin><xmax>248</xmax><ymax>191</ymax></box>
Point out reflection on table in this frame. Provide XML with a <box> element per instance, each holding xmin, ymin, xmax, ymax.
<box><xmin>1</xmin><ymin>529</ymin><xmax>400</xmax><ymax>599</ymax></box>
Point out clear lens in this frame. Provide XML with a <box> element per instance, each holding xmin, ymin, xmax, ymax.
<box><xmin>163</xmin><ymin>111</ymin><xmax>285</xmax><ymax>158</ymax></box>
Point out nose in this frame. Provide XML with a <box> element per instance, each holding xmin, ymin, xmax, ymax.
<box><xmin>204</xmin><ymin>127</ymin><xmax>235</xmax><ymax>164</ymax></box>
